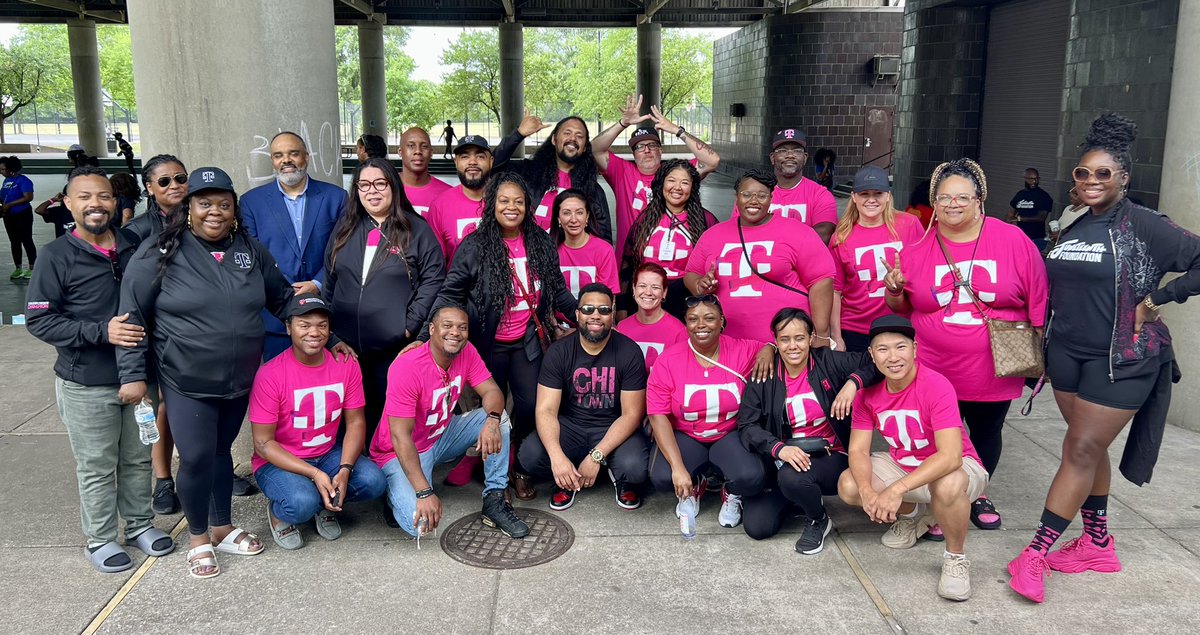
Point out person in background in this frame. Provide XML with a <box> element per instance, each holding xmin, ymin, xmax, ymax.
<box><xmin>615</xmin><ymin>262</ymin><xmax>686</xmax><ymax>374</ymax></box>
<box><xmin>551</xmin><ymin>189</ymin><xmax>619</xmax><ymax>298</ymax></box>
<box><xmin>440</xmin><ymin>120</ymin><xmax>457</xmax><ymax>159</ymax></box>
<box><xmin>114</xmin><ymin>132</ymin><xmax>135</xmax><ymax>174</ymax></box>
<box><xmin>1044</xmin><ymin>186</ymin><xmax>1088</xmax><ymax>253</ymax></box>
<box><xmin>110</xmin><ymin>173</ymin><xmax>141</xmax><ymax>229</ymax></box>
<box><xmin>813</xmin><ymin>148</ymin><xmax>837</xmax><ymax>192</ymax></box>
<box><xmin>67</xmin><ymin>144</ymin><xmax>90</xmax><ymax>168</ymax></box>
<box><xmin>905</xmin><ymin>179</ymin><xmax>934</xmax><ymax>229</ymax></box>
<box><xmin>733</xmin><ymin>129</ymin><xmax>837</xmax><ymax>243</ymax></box>
<box><xmin>35</xmin><ymin>184</ymin><xmax>73</xmax><ymax>238</ymax></box>
<box><xmin>1007</xmin><ymin>168</ymin><xmax>1054</xmax><ymax>251</ymax></box>
<box><xmin>1</xmin><ymin>156</ymin><xmax>36</xmax><ymax>280</ymax></box>
<box><xmin>356</xmin><ymin>134</ymin><xmax>388</xmax><ymax>163</ymax></box>
<box><xmin>398</xmin><ymin>127</ymin><xmax>450</xmax><ymax>217</ymax></box>
<box><xmin>425</xmin><ymin>135</ymin><xmax>494</xmax><ymax>265</ymax></box>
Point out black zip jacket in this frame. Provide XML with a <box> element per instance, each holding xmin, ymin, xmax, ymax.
<box><xmin>116</xmin><ymin>231</ymin><xmax>293</xmax><ymax>399</ymax></box>
<box><xmin>492</xmin><ymin>128</ymin><xmax>613</xmax><ymax>244</ymax></box>
<box><xmin>419</xmin><ymin>232</ymin><xmax>578</xmax><ymax>362</ymax></box>
<box><xmin>121</xmin><ymin>208</ymin><xmax>168</xmax><ymax>246</ymax></box>
<box><xmin>738</xmin><ymin>347</ymin><xmax>881</xmax><ymax>458</ymax></box>
<box><xmin>26</xmin><ymin>231</ymin><xmax>138</xmax><ymax>386</ymax></box>
<box><xmin>322</xmin><ymin>214</ymin><xmax>445</xmax><ymax>354</ymax></box>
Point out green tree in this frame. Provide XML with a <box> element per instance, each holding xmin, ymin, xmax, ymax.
<box><xmin>387</xmin><ymin>79</ymin><xmax>444</xmax><ymax>133</ymax></box>
<box><xmin>6</xmin><ymin>25</ymin><xmax>72</xmax><ymax>113</ymax></box>
<box><xmin>0</xmin><ymin>45</ymin><xmax>47</xmax><ymax>143</ymax></box>
<box><xmin>441</xmin><ymin>30</ymin><xmax>502</xmax><ymax>123</ymax></box>
<box><xmin>97</xmin><ymin>25</ymin><xmax>136</xmax><ymax>111</ymax></box>
<box><xmin>660</xmin><ymin>32</ymin><xmax>713</xmax><ymax>114</ymax></box>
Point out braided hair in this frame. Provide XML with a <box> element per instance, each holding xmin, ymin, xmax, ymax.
<box><xmin>929</xmin><ymin>158</ymin><xmax>989</xmax><ymax>215</ymax></box>
<box><xmin>471</xmin><ymin>172</ymin><xmax>568</xmax><ymax>317</ymax></box>
<box><xmin>155</xmin><ymin>187</ymin><xmax>243</xmax><ymax>284</ymax></box>
<box><xmin>623</xmin><ymin>159</ymin><xmax>708</xmax><ymax>272</ymax></box>
<box><xmin>1080</xmin><ymin>113</ymin><xmax>1137</xmax><ymax>171</ymax></box>
<box><xmin>328</xmin><ymin>158</ymin><xmax>415</xmax><ymax>271</ymax></box>
<box><xmin>526</xmin><ymin>117</ymin><xmax>601</xmax><ymax>204</ymax></box>
<box><xmin>140</xmin><ymin>154</ymin><xmax>187</xmax><ymax>216</ymax></box>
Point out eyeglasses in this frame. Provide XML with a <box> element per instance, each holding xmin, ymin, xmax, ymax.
<box><xmin>772</xmin><ymin>148</ymin><xmax>806</xmax><ymax>158</ymax></box>
<box><xmin>1072</xmin><ymin>167</ymin><xmax>1125</xmax><ymax>183</ymax></box>
<box><xmin>737</xmin><ymin>191</ymin><xmax>771</xmax><ymax>202</ymax></box>
<box><xmin>356</xmin><ymin>178</ymin><xmax>390</xmax><ymax>192</ymax></box>
<box><xmin>578</xmin><ymin>304</ymin><xmax>614</xmax><ymax>316</ymax></box>
<box><xmin>633</xmin><ymin>143</ymin><xmax>661</xmax><ymax>154</ymax></box>
<box><xmin>934</xmin><ymin>194</ymin><xmax>976</xmax><ymax>208</ymax></box>
<box><xmin>154</xmin><ymin>173</ymin><xmax>187</xmax><ymax>188</ymax></box>
<box><xmin>684</xmin><ymin>294</ymin><xmax>720</xmax><ymax>309</ymax></box>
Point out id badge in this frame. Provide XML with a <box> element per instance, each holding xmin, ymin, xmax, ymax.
<box><xmin>659</xmin><ymin>230</ymin><xmax>676</xmax><ymax>261</ymax></box>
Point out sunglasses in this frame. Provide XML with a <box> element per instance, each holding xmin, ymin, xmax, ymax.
<box><xmin>1072</xmin><ymin>167</ymin><xmax>1125</xmax><ymax>183</ymax></box>
<box><xmin>154</xmin><ymin>173</ymin><xmax>188</xmax><ymax>189</ymax></box>
<box><xmin>684</xmin><ymin>294</ymin><xmax>720</xmax><ymax>309</ymax></box>
<box><xmin>578</xmin><ymin>304</ymin><xmax>614</xmax><ymax>316</ymax></box>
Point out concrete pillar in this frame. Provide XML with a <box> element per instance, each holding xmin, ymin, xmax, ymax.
<box><xmin>637</xmin><ymin>22</ymin><xmax>662</xmax><ymax>114</ymax></box>
<box><xmin>1160</xmin><ymin>0</ymin><xmax>1200</xmax><ymax>432</ymax></box>
<box><xmin>499</xmin><ymin>22</ymin><xmax>525</xmax><ymax>158</ymax></box>
<box><xmin>67</xmin><ymin>20</ymin><xmax>107</xmax><ymax>157</ymax></box>
<box><xmin>127</xmin><ymin>0</ymin><xmax>342</xmax><ymax>191</ymax></box>
<box><xmin>358</xmin><ymin>21</ymin><xmax>387</xmax><ymax>139</ymax></box>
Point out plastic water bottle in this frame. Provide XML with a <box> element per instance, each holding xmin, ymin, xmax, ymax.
<box><xmin>678</xmin><ymin>496</ymin><xmax>698</xmax><ymax>541</ymax></box>
<box><xmin>135</xmin><ymin>399</ymin><xmax>159</xmax><ymax>445</ymax></box>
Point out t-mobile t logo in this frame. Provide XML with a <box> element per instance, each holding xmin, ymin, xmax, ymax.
<box><xmin>535</xmin><ymin>188</ymin><xmax>566</xmax><ymax>222</ymax></box>
<box><xmin>425</xmin><ymin>375</ymin><xmax>464</xmax><ymax>440</ymax></box>
<box><xmin>786</xmin><ymin>390</ymin><xmax>826</xmax><ymax>434</ymax></box>
<box><xmin>560</xmin><ymin>266</ymin><xmax>597</xmax><ymax>297</ymax></box>
<box><xmin>854</xmin><ymin>241</ymin><xmax>903</xmax><ymax>298</ymax></box>
<box><xmin>717</xmin><ymin>241</ymin><xmax>775</xmax><ymax>298</ymax></box>
<box><xmin>509</xmin><ymin>256</ymin><xmax>540</xmax><ymax>311</ymax></box>
<box><xmin>635</xmin><ymin>341</ymin><xmax>665</xmax><ymax>369</ymax></box>
<box><xmin>933</xmin><ymin>259</ymin><xmax>998</xmax><ymax>325</ymax></box>
<box><xmin>876</xmin><ymin>408</ymin><xmax>928</xmax><ymax>467</ymax></box>
<box><xmin>412</xmin><ymin>205</ymin><xmax>429</xmax><ymax>217</ymax></box>
<box><xmin>770</xmin><ymin>203</ymin><xmax>808</xmax><ymax>222</ymax></box>
<box><xmin>632</xmin><ymin>180</ymin><xmax>653</xmax><ymax>212</ymax></box>
<box><xmin>644</xmin><ymin>226</ymin><xmax>690</xmax><ymax>276</ymax></box>
<box><xmin>683</xmin><ymin>382</ymin><xmax>740</xmax><ymax>437</ymax></box>
<box><xmin>456</xmin><ymin>217</ymin><xmax>481</xmax><ymax>240</ymax></box>
<box><xmin>292</xmin><ymin>383</ymin><xmax>345</xmax><ymax>448</ymax></box>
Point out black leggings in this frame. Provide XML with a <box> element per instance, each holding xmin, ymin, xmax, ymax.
<box><xmin>162</xmin><ymin>385</ymin><xmax>249</xmax><ymax>536</ymax></box>
<box><xmin>742</xmin><ymin>452</ymin><xmax>848</xmax><ymax>540</ymax></box>
<box><xmin>959</xmin><ymin>399</ymin><xmax>1011</xmax><ymax>477</ymax></box>
<box><xmin>3</xmin><ymin>212</ymin><xmax>36</xmax><ymax>269</ymax></box>
<box><xmin>841</xmin><ymin>330</ymin><xmax>871</xmax><ymax>353</ymax></box>
<box><xmin>649</xmin><ymin>430</ymin><xmax>765</xmax><ymax>496</ymax></box>
<box><xmin>357</xmin><ymin>347</ymin><xmax>403</xmax><ymax>445</ymax></box>
<box><xmin>489</xmin><ymin>337</ymin><xmax>543</xmax><ymax>464</ymax></box>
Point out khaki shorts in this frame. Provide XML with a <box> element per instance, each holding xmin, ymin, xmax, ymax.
<box><xmin>870</xmin><ymin>452</ymin><xmax>989</xmax><ymax>504</ymax></box>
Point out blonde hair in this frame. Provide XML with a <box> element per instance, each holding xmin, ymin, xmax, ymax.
<box><xmin>832</xmin><ymin>191</ymin><xmax>901</xmax><ymax>246</ymax></box>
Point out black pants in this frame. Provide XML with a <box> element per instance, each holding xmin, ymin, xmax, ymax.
<box><xmin>519</xmin><ymin>418</ymin><xmax>649</xmax><ymax>485</ymax></box>
<box><xmin>489</xmin><ymin>337</ymin><xmax>543</xmax><ymax>465</ymax></box>
<box><xmin>959</xmin><ymin>399</ymin><xmax>1011</xmax><ymax>477</ymax></box>
<box><xmin>3</xmin><ymin>212</ymin><xmax>36</xmax><ymax>269</ymax></box>
<box><xmin>742</xmin><ymin>452</ymin><xmax>848</xmax><ymax>540</ymax></box>
<box><xmin>358</xmin><ymin>347</ymin><xmax>403</xmax><ymax>446</ymax></box>
<box><xmin>161</xmin><ymin>385</ymin><xmax>249</xmax><ymax>536</ymax></box>
<box><xmin>841</xmin><ymin>330</ymin><xmax>871</xmax><ymax>353</ymax></box>
<box><xmin>649</xmin><ymin>430</ymin><xmax>765</xmax><ymax>496</ymax></box>
<box><xmin>123</xmin><ymin>154</ymin><xmax>136</xmax><ymax>174</ymax></box>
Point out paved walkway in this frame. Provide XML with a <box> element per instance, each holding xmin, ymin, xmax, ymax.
<box><xmin>3</xmin><ymin>326</ymin><xmax>1199</xmax><ymax>634</ymax></box>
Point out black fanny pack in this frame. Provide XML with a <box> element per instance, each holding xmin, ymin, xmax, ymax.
<box><xmin>785</xmin><ymin>437</ymin><xmax>833</xmax><ymax>455</ymax></box>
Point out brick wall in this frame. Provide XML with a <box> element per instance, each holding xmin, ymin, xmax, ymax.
<box><xmin>711</xmin><ymin>19</ymin><xmax>770</xmax><ymax>175</ymax></box>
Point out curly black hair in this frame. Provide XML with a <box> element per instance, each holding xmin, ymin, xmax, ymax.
<box><xmin>1080</xmin><ymin>113</ymin><xmax>1137</xmax><ymax>172</ymax></box>
<box><xmin>472</xmin><ymin>172</ymin><xmax>567</xmax><ymax>317</ymax></box>
<box><xmin>623</xmin><ymin>159</ymin><xmax>708</xmax><ymax>272</ymax></box>
<box><xmin>140</xmin><ymin>154</ymin><xmax>187</xmax><ymax>216</ymax></box>
<box><xmin>734</xmin><ymin>168</ymin><xmax>777</xmax><ymax>193</ymax></box>
<box><xmin>155</xmin><ymin>185</ymin><xmax>243</xmax><ymax>283</ymax></box>
<box><xmin>525</xmin><ymin>116</ymin><xmax>602</xmax><ymax>205</ymax></box>
<box><xmin>548</xmin><ymin>188</ymin><xmax>602</xmax><ymax>245</ymax></box>
<box><xmin>327</xmin><ymin>158</ymin><xmax>416</xmax><ymax>272</ymax></box>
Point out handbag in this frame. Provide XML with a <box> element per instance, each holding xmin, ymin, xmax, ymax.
<box><xmin>935</xmin><ymin>234</ymin><xmax>1044</xmax><ymax>379</ymax></box>
<box><xmin>785</xmin><ymin>437</ymin><xmax>833</xmax><ymax>456</ymax></box>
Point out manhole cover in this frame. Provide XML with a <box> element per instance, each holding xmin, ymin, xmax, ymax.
<box><xmin>440</xmin><ymin>508</ymin><xmax>574</xmax><ymax>570</ymax></box>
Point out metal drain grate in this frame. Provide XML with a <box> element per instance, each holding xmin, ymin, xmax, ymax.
<box><xmin>439</xmin><ymin>508</ymin><xmax>574</xmax><ymax>570</ymax></box>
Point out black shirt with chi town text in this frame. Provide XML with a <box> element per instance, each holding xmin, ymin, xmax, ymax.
<box><xmin>537</xmin><ymin>331</ymin><xmax>647</xmax><ymax>430</ymax></box>
<box><xmin>1045</xmin><ymin>207</ymin><xmax>1116</xmax><ymax>356</ymax></box>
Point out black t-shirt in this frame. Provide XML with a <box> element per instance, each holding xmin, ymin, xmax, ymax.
<box><xmin>1046</xmin><ymin>208</ymin><xmax>1115</xmax><ymax>356</ymax></box>
<box><xmin>538</xmin><ymin>331</ymin><xmax>647</xmax><ymax>429</ymax></box>
<box><xmin>1010</xmin><ymin>187</ymin><xmax>1054</xmax><ymax>240</ymax></box>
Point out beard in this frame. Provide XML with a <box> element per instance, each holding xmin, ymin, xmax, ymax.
<box><xmin>457</xmin><ymin>169</ymin><xmax>487</xmax><ymax>189</ymax></box>
<box><xmin>556</xmin><ymin>147</ymin><xmax>583</xmax><ymax>166</ymax></box>
<box><xmin>80</xmin><ymin>215</ymin><xmax>111</xmax><ymax>235</ymax></box>
<box><xmin>276</xmin><ymin>166</ymin><xmax>307</xmax><ymax>187</ymax></box>
<box><xmin>581</xmin><ymin>323</ymin><xmax>611</xmax><ymax>344</ymax></box>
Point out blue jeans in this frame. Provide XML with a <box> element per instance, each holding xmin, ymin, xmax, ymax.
<box><xmin>255</xmin><ymin>446</ymin><xmax>386</xmax><ymax>525</ymax></box>
<box><xmin>381</xmin><ymin>409</ymin><xmax>509</xmax><ymax>536</ymax></box>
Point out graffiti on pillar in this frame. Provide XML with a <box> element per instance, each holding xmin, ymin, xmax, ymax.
<box><xmin>1184</xmin><ymin>153</ymin><xmax>1200</xmax><ymax>203</ymax></box>
<box><xmin>246</xmin><ymin>120</ymin><xmax>339</xmax><ymax>187</ymax></box>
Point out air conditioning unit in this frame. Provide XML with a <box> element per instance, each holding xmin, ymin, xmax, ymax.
<box><xmin>873</xmin><ymin>55</ymin><xmax>900</xmax><ymax>84</ymax></box>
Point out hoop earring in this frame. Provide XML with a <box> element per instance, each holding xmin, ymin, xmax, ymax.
<box><xmin>186</xmin><ymin>215</ymin><xmax>192</xmax><ymax>229</ymax></box>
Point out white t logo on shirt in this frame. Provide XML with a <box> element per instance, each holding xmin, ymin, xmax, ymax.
<box><xmin>717</xmin><ymin>241</ymin><xmax>775</xmax><ymax>298</ymax></box>
<box><xmin>877</xmin><ymin>409</ymin><xmax>928</xmax><ymax>467</ymax></box>
<box><xmin>933</xmin><ymin>259</ymin><xmax>998</xmax><ymax>326</ymax></box>
<box><xmin>683</xmin><ymin>382</ymin><xmax>740</xmax><ymax>435</ymax></box>
<box><xmin>770</xmin><ymin>203</ymin><xmax>808</xmax><ymax>222</ymax></box>
<box><xmin>292</xmin><ymin>383</ymin><xmax>345</xmax><ymax>448</ymax></box>
<box><xmin>509</xmin><ymin>256</ymin><xmax>540</xmax><ymax>311</ymax></box>
<box><xmin>425</xmin><ymin>375</ymin><xmax>463</xmax><ymax>440</ymax></box>
<box><xmin>854</xmin><ymin>242</ymin><xmax>903</xmax><ymax>298</ymax></box>
<box><xmin>456</xmin><ymin>217</ymin><xmax>481</xmax><ymax>240</ymax></box>
<box><xmin>786</xmin><ymin>390</ymin><xmax>826</xmax><ymax>435</ymax></box>
<box><xmin>644</xmin><ymin>226</ymin><xmax>691</xmax><ymax>276</ymax></box>
<box><xmin>560</xmin><ymin>265</ymin><xmax>597</xmax><ymax>297</ymax></box>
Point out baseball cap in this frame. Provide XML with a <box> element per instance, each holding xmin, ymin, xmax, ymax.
<box><xmin>628</xmin><ymin>125</ymin><xmax>661</xmax><ymax>150</ymax></box>
<box><xmin>68</xmin><ymin>144</ymin><xmax>85</xmax><ymax>152</ymax></box>
<box><xmin>868</xmin><ymin>315</ymin><xmax>916</xmax><ymax>342</ymax></box>
<box><xmin>286</xmin><ymin>293</ymin><xmax>331</xmax><ymax>319</ymax></box>
<box><xmin>453</xmin><ymin>135</ymin><xmax>491</xmax><ymax>154</ymax></box>
<box><xmin>771</xmin><ymin>128</ymin><xmax>807</xmax><ymax>150</ymax></box>
<box><xmin>852</xmin><ymin>166</ymin><xmax>890</xmax><ymax>193</ymax></box>
<box><xmin>187</xmin><ymin>167</ymin><xmax>236</xmax><ymax>195</ymax></box>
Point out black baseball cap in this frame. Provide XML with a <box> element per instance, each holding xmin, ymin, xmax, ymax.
<box><xmin>188</xmin><ymin>167</ymin><xmax>236</xmax><ymax>195</ymax></box>
<box><xmin>453</xmin><ymin>135</ymin><xmax>491</xmax><ymax>154</ymax></box>
<box><xmin>868</xmin><ymin>315</ymin><xmax>916</xmax><ymax>342</ymax></box>
<box><xmin>286</xmin><ymin>293</ymin><xmax>331</xmax><ymax>319</ymax></box>
<box><xmin>853</xmin><ymin>166</ymin><xmax>890</xmax><ymax>193</ymax></box>
<box><xmin>771</xmin><ymin>128</ymin><xmax>807</xmax><ymax>150</ymax></box>
<box><xmin>628</xmin><ymin>125</ymin><xmax>661</xmax><ymax>150</ymax></box>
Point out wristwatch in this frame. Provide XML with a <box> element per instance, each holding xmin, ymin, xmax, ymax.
<box><xmin>589</xmin><ymin>448</ymin><xmax>607</xmax><ymax>465</ymax></box>
<box><xmin>676</xmin><ymin>126</ymin><xmax>687</xmax><ymax>140</ymax></box>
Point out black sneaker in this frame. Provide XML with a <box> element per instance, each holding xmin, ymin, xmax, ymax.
<box><xmin>795</xmin><ymin>515</ymin><xmax>832</xmax><ymax>555</ymax></box>
<box><xmin>549</xmin><ymin>487</ymin><xmax>576</xmax><ymax>511</ymax></box>
<box><xmin>152</xmin><ymin>478</ymin><xmax>180</xmax><ymax>515</ymax></box>
<box><xmin>481</xmin><ymin>490</ymin><xmax>530</xmax><ymax>538</ymax></box>
<box><xmin>232</xmin><ymin>473</ymin><xmax>257</xmax><ymax>497</ymax></box>
<box><xmin>614</xmin><ymin>481</ymin><xmax>641</xmax><ymax>510</ymax></box>
<box><xmin>383</xmin><ymin>499</ymin><xmax>401</xmax><ymax>529</ymax></box>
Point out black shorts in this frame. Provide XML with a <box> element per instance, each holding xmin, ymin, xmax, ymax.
<box><xmin>1046</xmin><ymin>343</ymin><xmax>1158</xmax><ymax>410</ymax></box>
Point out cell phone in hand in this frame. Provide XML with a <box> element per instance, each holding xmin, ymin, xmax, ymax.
<box><xmin>329</xmin><ymin>489</ymin><xmax>341</xmax><ymax>508</ymax></box>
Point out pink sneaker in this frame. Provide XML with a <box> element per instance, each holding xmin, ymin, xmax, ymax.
<box><xmin>922</xmin><ymin>523</ymin><xmax>945</xmax><ymax>542</ymax></box>
<box><xmin>1007</xmin><ymin>547</ymin><xmax>1051</xmax><ymax>603</ymax></box>
<box><xmin>1046</xmin><ymin>535</ymin><xmax>1122</xmax><ymax>574</ymax></box>
<box><xmin>444</xmin><ymin>455</ymin><xmax>482</xmax><ymax>486</ymax></box>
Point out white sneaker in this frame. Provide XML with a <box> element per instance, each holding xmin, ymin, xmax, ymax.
<box><xmin>938</xmin><ymin>553</ymin><xmax>972</xmax><ymax>601</ymax></box>
<box><xmin>718</xmin><ymin>488</ymin><xmax>742</xmax><ymax>528</ymax></box>
<box><xmin>881</xmin><ymin>504</ymin><xmax>935</xmax><ymax>549</ymax></box>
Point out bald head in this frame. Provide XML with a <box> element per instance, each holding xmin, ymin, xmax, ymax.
<box><xmin>400</xmin><ymin>127</ymin><xmax>433</xmax><ymax>178</ymax></box>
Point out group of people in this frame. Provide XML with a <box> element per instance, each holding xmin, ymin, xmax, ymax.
<box><xmin>25</xmin><ymin>101</ymin><xmax>1200</xmax><ymax>606</ymax></box>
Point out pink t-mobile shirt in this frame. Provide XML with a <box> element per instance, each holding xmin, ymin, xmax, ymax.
<box><xmin>403</xmin><ymin>177</ymin><xmax>452</xmax><ymax>218</ymax></box>
<box><xmin>639</xmin><ymin>212</ymin><xmax>704</xmax><ymax>281</ymax></box>
<box><xmin>558</xmin><ymin>235</ymin><xmax>620</xmax><ymax>298</ymax></box>
<box><xmin>685</xmin><ymin>215</ymin><xmax>835</xmax><ymax>341</ymax></box>
<box><xmin>616</xmin><ymin>312</ymin><xmax>687</xmax><ymax>373</ymax></box>
<box><xmin>646</xmin><ymin>335</ymin><xmax>762</xmax><ymax>442</ymax></box>
<box><xmin>784</xmin><ymin>366</ymin><xmax>842</xmax><ymax>452</ymax></box>
<box><xmin>370</xmin><ymin>341</ymin><xmax>492</xmax><ymax>465</ymax></box>
<box><xmin>532</xmin><ymin>170</ymin><xmax>572</xmax><ymax>232</ymax></box>
<box><xmin>830</xmin><ymin>213</ymin><xmax>926</xmax><ymax>335</ymax></box>
<box><xmin>496</xmin><ymin>236</ymin><xmax>537</xmax><ymax>342</ymax></box>
<box><xmin>731</xmin><ymin>177</ymin><xmax>838</xmax><ymax>228</ymax></box>
<box><xmin>899</xmin><ymin>217</ymin><xmax>1048</xmax><ymax>401</ymax></box>
<box><xmin>851</xmin><ymin>363</ymin><xmax>981</xmax><ymax>472</ymax></box>
<box><xmin>602</xmin><ymin>152</ymin><xmax>698</xmax><ymax>255</ymax></box>
<box><xmin>426</xmin><ymin>185</ymin><xmax>484</xmax><ymax>264</ymax></box>
<box><xmin>248</xmin><ymin>349</ymin><xmax>367</xmax><ymax>473</ymax></box>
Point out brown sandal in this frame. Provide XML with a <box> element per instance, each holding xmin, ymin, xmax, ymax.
<box><xmin>510</xmin><ymin>470</ymin><xmax>536</xmax><ymax>501</ymax></box>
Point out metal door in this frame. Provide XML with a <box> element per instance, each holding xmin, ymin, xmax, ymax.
<box><xmin>863</xmin><ymin>107</ymin><xmax>894</xmax><ymax>170</ymax></box>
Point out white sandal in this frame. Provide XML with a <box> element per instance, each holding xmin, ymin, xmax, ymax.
<box><xmin>186</xmin><ymin>544</ymin><xmax>220</xmax><ymax>579</ymax></box>
<box><xmin>212</xmin><ymin>527</ymin><xmax>265</xmax><ymax>556</ymax></box>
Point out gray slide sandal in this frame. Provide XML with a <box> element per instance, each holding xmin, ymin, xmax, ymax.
<box><xmin>85</xmin><ymin>541</ymin><xmax>133</xmax><ymax>574</ymax></box>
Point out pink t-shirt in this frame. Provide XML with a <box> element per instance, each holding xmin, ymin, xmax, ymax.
<box><xmin>403</xmin><ymin>177</ymin><xmax>452</xmax><ymax>218</ymax></box>
<box><xmin>601</xmin><ymin>152</ymin><xmax>698</xmax><ymax>254</ymax></box>
<box><xmin>830</xmin><ymin>213</ymin><xmax>926</xmax><ymax>335</ymax></box>
<box><xmin>639</xmin><ymin>211</ymin><xmax>703</xmax><ymax>281</ymax></box>
<box><xmin>616</xmin><ymin>312</ymin><xmax>687</xmax><ymax>373</ymax></box>
<box><xmin>731</xmin><ymin>177</ymin><xmax>837</xmax><ymax>228</ymax></box>
<box><xmin>362</xmin><ymin>228</ymin><xmax>381</xmax><ymax>280</ymax></box>
<box><xmin>851</xmin><ymin>364</ymin><xmax>981</xmax><ymax>472</ymax></box>
<box><xmin>646</xmin><ymin>335</ymin><xmax>762</xmax><ymax>442</ymax></box>
<box><xmin>900</xmin><ymin>217</ymin><xmax>1048</xmax><ymax>401</ymax></box>
<box><xmin>72</xmin><ymin>230</ymin><xmax>115</xmax><ymax>257</ymax></box>
<box><xmin>558</xmin><ymin>235</ymin><xmax>620</xmax><ymax>298</ymax></box>
<box><xmin>248</xmin><ymin>349</ymin><xmax>367</xmax><ymax>473</ymax></box>
<box><xmin>784</xmin><ymin>366</ymin><xmax>842</xmax><ymax>452</ymax></box>
<box><xmin>426</xmin><ymin>185</ymin><xmax>484</xmax><ymax>264</ymax></box>
<box><xmin>532</xmin><ymin>170</ymin><xmax>572</xmax><ymax>232</ymax></box>
<box><xmin>496</xmin><ymin>236</ymin><xmax>537</xmax><ymax>342</ymax></box>
<box><xmin>370</xmin><ymin>342</ymin><xmax>492</xmax><ymax>465</ymax></box>
<box><xmin>685</xmin><ymin>215</ymin><xmax>835</xmax><ymax>341</ymax></box>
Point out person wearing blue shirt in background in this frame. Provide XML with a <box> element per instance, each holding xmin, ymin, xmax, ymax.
<box><xmin>1</xmin><ymin>156</ymin><xmax>37</xmax><ymax>280</ymax></box>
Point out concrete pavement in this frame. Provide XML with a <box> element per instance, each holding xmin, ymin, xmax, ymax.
<box><xmin>3</xmin><ymin>325</ymin><xmax>1200</xmax><ymax>634</ymax></box>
